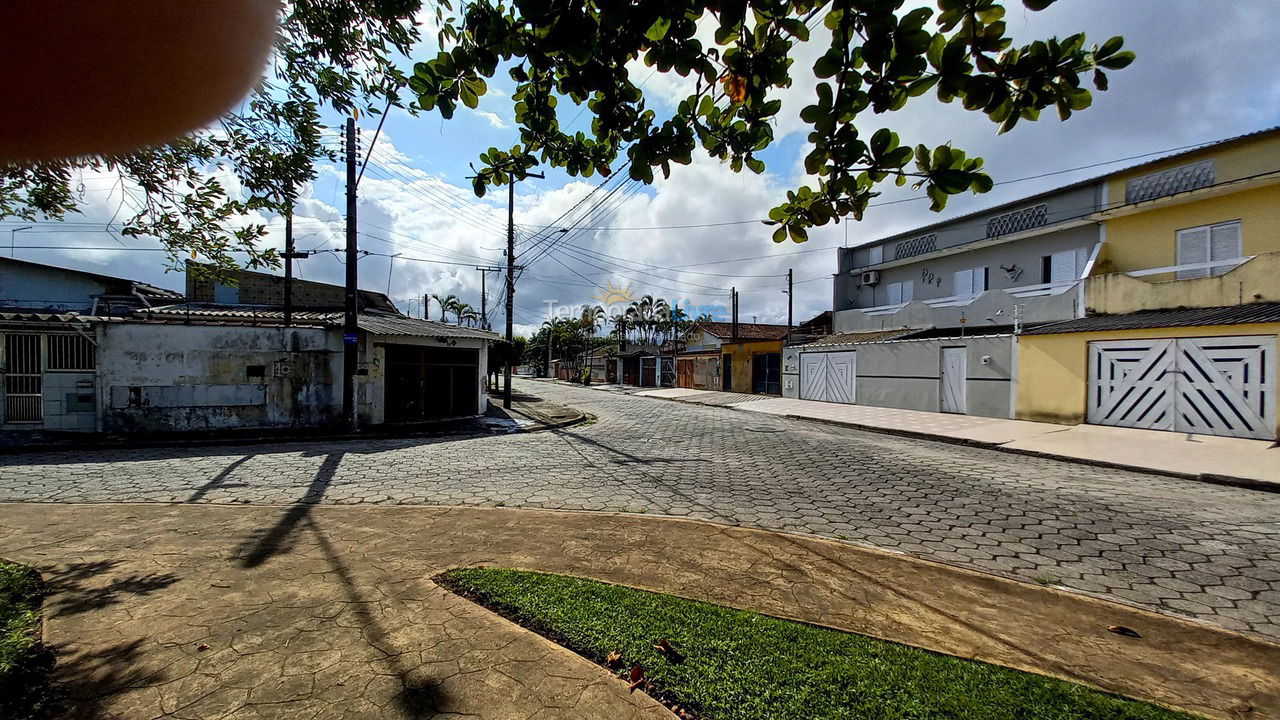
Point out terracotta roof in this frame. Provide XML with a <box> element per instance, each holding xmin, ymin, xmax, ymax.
<box><xmin>697</xmin><ymin>322</ymin><xmax>790</xmax><ymax>340</ymax></box>
<box><xmin>794</xmin><ymin>328</ymin><xmax>923</xmax><ymax>348</ymax></box>
<box><xmin>1023</xmin><ymin>303</ymin><xmax>1280</xmax><ymax>335</ymax></box>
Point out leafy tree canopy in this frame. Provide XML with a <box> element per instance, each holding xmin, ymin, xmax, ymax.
<box><xmin>415</xmin><ymin>0</ymin><xmax>1132</xmax><ymax>241</ymax></box>
<box><xmin>0</xmin><ymin>0</ymin><xmax>1131</xmax><ymax>272</ymax></box>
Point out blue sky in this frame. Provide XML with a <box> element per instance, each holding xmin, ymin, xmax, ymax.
<box><xmin>5</xmin><ymin>1</ymin><xmax>1280</xmax><ymax>337</ymax></box>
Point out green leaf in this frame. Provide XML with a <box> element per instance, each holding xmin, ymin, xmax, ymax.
<box><xmin>1097</xmin><ymin>50</ymin><xmax>1135</xmax><ymax>70</ymax></box>
<box><xmin>1093</xmin><ymin>69</ymin><xmax>1109</xmax><ymax>92</ymax></box>
<box><xmin>645</xmin><ymin>16</ymin><xmax>672</xmax><ymax>42</ymax></box>
<box><xmin>1022</xmin><ymin>0</ymin><xmax>1056</xmax><ymax>10</ymax></box>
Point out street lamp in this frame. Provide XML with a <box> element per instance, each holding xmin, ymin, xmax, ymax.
<box><xmin>9</xmin><ymin>225</ymin><xmax>31</xmax><ymax>257</ymax></box>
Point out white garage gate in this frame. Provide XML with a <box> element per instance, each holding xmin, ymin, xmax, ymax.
<box><xmin>1087</xmin><ymin>335</ymin><xmax>1276</xmax><ymax>440</ymax></box>
<box><xmin>800</xmin><ymin>351</ymin><xmax>856</xmax><ymax>404</ymax></box>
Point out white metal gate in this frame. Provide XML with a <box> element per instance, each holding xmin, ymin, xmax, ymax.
<box><xmin>3</xmin><ymin>334</ymin><xmax>43</xmax><ymax>423</ymax></box>
<box><xmin>940</xmin><ymin>347</ymin><xmax>967</xmax><ymax>414</ymax></box>
<box><xmin>1088</xmin><ymin>336</ymin><xmax>1276</xmax><ymax>440</ymax></box>
<box><xmin>799</xmin><ymin>351</ymin><xmax>855</xmax><ymax>404</ymax></box>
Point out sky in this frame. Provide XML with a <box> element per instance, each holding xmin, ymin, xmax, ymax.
<box><xmin>4</xmin><ymin>1</ymin><xmax>1280</xmax><ymax>338</ymax></box>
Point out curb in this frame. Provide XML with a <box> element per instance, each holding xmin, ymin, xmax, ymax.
<box><xmin>637</xmin><ymin>393</ymin><xmax>1278</xmax><ymax>494</ymax></box>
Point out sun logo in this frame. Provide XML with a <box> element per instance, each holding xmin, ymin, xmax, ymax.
<box><xmin>591</xmin><ymin>280</ymin><xmax>636</xmax><ymax>306</ymax></box>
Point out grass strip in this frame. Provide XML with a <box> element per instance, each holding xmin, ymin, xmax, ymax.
<box><xmin>438</xmin><ymin>567</ymin><xmax>1197</xmax><ymax>720</ymax></box>
<box><xmin>1</xmin><ymin>559</ymin><xmax>52</xmax><ymax>719</ymax></box>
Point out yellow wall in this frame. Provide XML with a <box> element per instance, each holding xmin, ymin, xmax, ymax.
<box><xmin>1096</xmin><ymin>183</ymin><xmax>1280</xmax><ymax>276</ymax></box>
<box><xmin>1015</xmin><ymin>323</ymin><xmax>1280</xmax><ymax>432</ymax></box>
<box><xmin>721</xmin><ymin>339</ymin><xmax>782</xmax><ymax>393</ymax></box>
<box><xmin>1087</xmin><ymin>251</ymin><xmax>1280</xmax><ymax>315</ymax></box>
<box><xmin>1105</xmin><ymin>132</ymin><xmax>1280</xmax><ymax>205</ymax></box>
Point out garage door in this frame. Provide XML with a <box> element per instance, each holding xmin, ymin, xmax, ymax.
<box><xmin>1088</xmin><ymin>336</ymin><xmax>1276</xmax><ymax>440</ymax></box>
<box><xmin>800</xmin><ymin>351</ymin><xmax>856</xmax><ymax>404</ymax></box>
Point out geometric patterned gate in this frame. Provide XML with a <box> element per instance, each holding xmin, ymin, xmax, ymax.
<box><xmin>1088</xmin><ymin>336</ymin><xmax>1276</xmax><ymax>440</ymax></box>
<box><xmin>799</xmin><ymin>351</ymin><xmax>856</xmax><ymax>404</ymax></box>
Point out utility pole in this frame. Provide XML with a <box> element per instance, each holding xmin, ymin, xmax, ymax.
<box><xmin>785</xmin><ymin>268</ymin><xmax>793</xmax><ymax>342</ymax></box>
<box><xmin>731</xmin><ymin>287</ymin><xmax>739</xmax><ymax>343</ymax></box>
<box><xmin>502</xmin><ymin>171</ymin><xmax>544</xmax><ymax>409</ymax></box>
<box><xmin>342</xmin><ymin>116</ymin><xmax>359</xmax><ymax>432</ymax></box>
<box><xmin>281</xmin><ymin>209</ymin><xmax>310</xmax><ymax>327</ymax></box>
<box><xmin>423</xmin><ymin>293</ymin><xmax>430</xmax><ymax>319</ymax></box>
<box><xmin>479</xmin><ymin>271</ymin><xmax>487</xmax><ymax>330</ymax></box>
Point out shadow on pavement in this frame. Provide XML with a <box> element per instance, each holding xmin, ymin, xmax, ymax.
<box><xmin>236</xmin><ymin>451</ymin><xmax>344</xmax><ymax>569</ymax></box>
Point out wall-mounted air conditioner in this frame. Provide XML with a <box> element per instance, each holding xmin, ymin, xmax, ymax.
<box><xmin>861</xmin><ymin>270</ymin><xmax>880</xmax><ymax>285</ymax></box>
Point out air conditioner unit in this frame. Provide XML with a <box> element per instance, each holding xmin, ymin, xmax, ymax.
<box><xmin>860</xmin><ymin>270</ymin><xmax>880</xmax><ymax>285</ymax></box>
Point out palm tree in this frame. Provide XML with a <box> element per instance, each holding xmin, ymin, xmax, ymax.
<box><xmin>452</xmin><ymin>301</ymin><xmax>474</xmax><ymax>326</ymax></box>
<box><xmin>458</xmin><ymin>304</ymin><xmax>480</xmax><ymax>327</ymax></box>
<box><xmin>580</xmin><ymin>304</ymin><xmax>607</xmax><ymax>336</ymax></box>
<box><xmin>431</xmin><ymin>293</ymin><xmax>460</xmax><ymax>321</ymax></box>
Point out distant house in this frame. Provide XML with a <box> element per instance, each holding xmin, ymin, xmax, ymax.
<box><xmin>0</xmin><ymin>258</ymin><xmax>496</xmax><ymax>434</ymax></box>
<box><xmin>679</xmin><ymin>322</ymin><xmax>788</xmax><ymax>394</ymax></box>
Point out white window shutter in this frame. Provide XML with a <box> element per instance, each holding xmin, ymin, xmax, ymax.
<box><xmin>1049</xmin><ymin>250</ymin><xmax>1077</xmax><ymax>284</ymax></box>
<box><xmin>1177</xmin><ymin>227</ymin><xmax>1211</xmax><ymax>279</ymax></box>
<box><xmin>953</xmin><ymin>269</ymin><xmax>974</xmax><ymax>296</ymax></box>
<box><xmin>1074</xmin><ymin>248</ymin><xmax>1089</xmax><ymax>279</ymax></box>
<box><xmin>1209</xmin><ymin>222</ymin><xmax>1242</xmax><ymax>275</ymax></box>
<box><xmin>868</xmin><ymin>244</ymin><xmax>883</xmax><ymax>265</ymax></box>
<box><xmin>901</xmin><ymin>281</ymin><xmax>914</xmax><ymax>302</ymax></box>
<box><xmin>887</xmin><ymin>282</ymin><xmax>902</xmax><ymax>305</ymax></box>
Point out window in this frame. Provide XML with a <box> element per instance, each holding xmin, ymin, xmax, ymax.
<box><xmin>867</xmin><ymin>244</ymin><xmax>883</xmax><ymax>265</ymax></box>
<box><xmin>46</xmin><ymin>334</ymin><xmax>95</xmax><ymax>371</ymax></box>
<box><xmin>952</xmin><ymin>267</ymin><xmax>988</xmax><ymax>296</ymax></box>
<box><xmin>1040</xmin><ymin>248</ymin><xmax>1088</xmax><ymax>284</ymax></box>
<box><xmin>1177</xmin><ymin>221</ymin><xmax>1242</xmax><ymax>279</ymax></box>
<box><xmin>886</xmin><ymin>280</ymin><xmax>913</xmax><ymax>305</ymax></box>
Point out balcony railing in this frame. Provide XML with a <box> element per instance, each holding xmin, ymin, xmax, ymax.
<box><xmin>1124</xmin><ymin>257</ymin><xmax>1252</xmax><ymax>278</ymax></box>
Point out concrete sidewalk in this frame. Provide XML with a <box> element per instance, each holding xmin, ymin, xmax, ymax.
<box><xmin>2</xmin><ymin>503</ymin><xmax>1276</xmax><ymax>720</ymax></box>
<box><xmin>635</xmin><ymin>388</ymin><xmax>1280</xmax><ymax>488</ymax></box>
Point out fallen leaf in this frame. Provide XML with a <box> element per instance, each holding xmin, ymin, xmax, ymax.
<box><xmin>605</xmin><ymin>650</ymin><xmax>623</xmax><ymax>668</ymax></box>
<box><xmin>1107</xmin><ymin>625</ymin><xmax>1141</xmax><ymax>638</ymax></box>
<box><xmin>627</xmin><ymin>665</ymin><xmax>644</xmax><ymax>693</ymax></box>
<box><xmin>196</xmin><ymin>643</ymin><xmax>211</xmax><ymax>651</ymax></box>
<box><xmin>653</xmin><ymin>638</ymin><xmax>685</xmax><ymax>663</ymax></box>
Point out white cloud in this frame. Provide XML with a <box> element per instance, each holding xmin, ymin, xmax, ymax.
<box><xmin>471</xmin><ymin>110</ymin><xmax>509</xmax><ymax>129</ymax></box>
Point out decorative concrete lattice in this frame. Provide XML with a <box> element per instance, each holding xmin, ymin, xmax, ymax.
<box><xmin>1125</xmin><ymin>159</ymin><xmax>1216</xmax><ymax>204</ymax></box>
<box><xmin>986</xmin><ymin>204</ymin><xmax>1047</xmax><ymax>238</ymax></box>
<box><xmin>893</xmin><ymin>233</ymin><xmax>938</xmax><ymax>260</ymax></box>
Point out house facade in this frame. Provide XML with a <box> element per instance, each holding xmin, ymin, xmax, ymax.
<box><xmin>791</xmin><ymin>126</ymin><xmax>1280</xmax><ymax>439</ymax></box>
<box><xmin>679</xmin><ymin>322</ymin><xmax>788</xmax><ymax>394</ymax></box>
<box><xmin>1016</xmin><ymin>129</ymin><xmax>1280</xmax><ymax>439</ymax></box>
<box><xmin>0</xmin><ymin>259</ymin><xmax>495</xmax><ymax>435</ymax></box>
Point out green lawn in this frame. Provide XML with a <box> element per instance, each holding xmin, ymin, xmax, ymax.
<box><xmin>438</xmin><ymin>568</ymin><xmax>1197</xmax><ymax>720</ymax></box>
<box><xmin>0</xmin><ymin>559</ymin><xmax>50</xmax><ymax>719</ymax></box>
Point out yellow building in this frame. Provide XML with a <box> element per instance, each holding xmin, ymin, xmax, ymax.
<box><xmin>678</xmin><ymin>322</ymin><xmax>788</xmax><ymax>394</ymax></box>
<box><xmin>1016</xmin><ymin>128</ymin><xmax>1280</xmax><ymax>440</ymax></box>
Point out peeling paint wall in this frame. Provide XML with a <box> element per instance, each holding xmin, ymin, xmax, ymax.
<box><xmin>98</xmin><ymin>323</ymin><xmax>343</xmax><ymax>432</ymax></box>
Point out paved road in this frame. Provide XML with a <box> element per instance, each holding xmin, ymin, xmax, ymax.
<box><xmin>2</xmin><ymin>379</ymin><xmax>1278</xmax><ymax>640</ymax></box>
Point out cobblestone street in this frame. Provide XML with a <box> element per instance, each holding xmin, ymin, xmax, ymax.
<box><xmin>2</xmin><ymin>379</ymin><xmax>1278</xmax><ymax>640</ymax></box>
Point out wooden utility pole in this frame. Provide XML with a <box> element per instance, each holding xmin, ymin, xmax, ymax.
<box><xmin>342</xmin><ymin>117</ymin><xmax>359</xmax><ymax>431</ymax></box>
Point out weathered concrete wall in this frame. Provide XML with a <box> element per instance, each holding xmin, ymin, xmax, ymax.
<box><xmin>98</xmin><ymin>323</ymin><xmax>342</xmax><ymax>432</ymax></box>
<box><xmin>783</xmin><ymin>335</ymin><xmax>1014</xmax><ymax>418</ymax></box>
